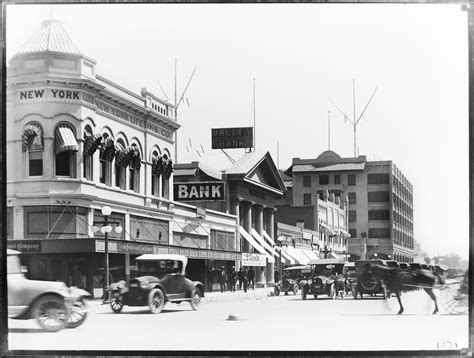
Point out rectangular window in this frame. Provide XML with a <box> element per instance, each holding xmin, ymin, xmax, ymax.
<box><xmin>348</xmin><ymin>174</ymin><xmax>356</xmax><ymax>186</ymax></box>
<box><xmin>368</xmin><ymin>210</ymin><xmax>390</xmax><ymax>220</ymax></box>
<box><xmin>303</xmin><ymin>193</ymin><xmax>311</xmax><ymax>205</ymax></box>
<box><xmin>29</xmin><ymin>151</ymin><xmax>43</xmax><ymax>176</ymax></box>
<box><xmin>173</xmin><ymin>231</ymin><xmax>208</xmax><ymax>249</ymax></box>
<box><xmin>130</xmin><ymin>216</ymin><xmax>169</xmax><ymax>243</ymax></box>
<box><xmin>319</xmin><ymin>175</ymin><xmax>329</xmax><ymax>185</ymax></box>
<box><xmin>162</xmin><ymin>178</ymin><xmax>170</xmax><ymax>199</ymax></box>
<box><xmin>368</xmin><ymin>173</ymin><xmax>389</xmax><ymax>184</ymax></box>
<box><xmin>348</xmin><ymin>192</ymin><xmax>357</xmax><ymax>203</ymax></box>
<box><xmin>210</xmin><ymin>229</ymin><xmax>236</xmax><ymax>251</ymax></box>
<box><xmin>24</xmin><ymin>206</ymin><xmax>88</xmax><ymax>239</ymax></box>
<box><xmin>7</xmin><ymin>207</ymin><xmax>13</xmax><ymax>240</ymax></box>
<box><xmin>349</xmin><ymin>210</ymin><xmax>357</xmax><ymax>222</ymax></box>
<box><xmin>368</xmin><ymin>191</ymin><xmax>390</xmax><ymax>202</ymax></box>
<box><xmin>129</xmin><ymin>167</ymin><xmax>139</xmax><ymax>192</ymax></box>
<box><xmin>303</xmin><ymin>175</ymin><xmax>311</xmax><ymax>187</ymax></box>
<box><xmin>348</xmin><ymin>229</ymin><xmax>357</xmax><ymax>239</ymax></box>
<box><xmin>152</xmin><ymin>174</ymin><xmax>161</xmax><ymax>196</ymax></box>
<box><xmin>368</xmin><ymin>227</ymin><xmax>391</xmax><ymax>238</ymax></box>
<box><xmin>334</xmin><ymin>175</ymin><xmax>340</xmax><ymax>184</ymax></box>
<box><xmin>115</xmin><ymin>165</ymin><xmax>126</xmax><ymax>189</ymax></box>
<box><xmin>55</xmin><ymin>151</ymin><xmax>73</xmax><ymax>177</ymax></box>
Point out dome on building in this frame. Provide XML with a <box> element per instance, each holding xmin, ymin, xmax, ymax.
<box><xmin>14</xmin><ymin>19</ymin><xmax>81</xmax><ymax>58</ymax></box>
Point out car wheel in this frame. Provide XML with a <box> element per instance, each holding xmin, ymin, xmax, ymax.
<box><xmin>330</xmin><ymin>284</ymin><xmax>336</xmax><ymax>300</ymax></box>
<box><xmin>32</xmin><ymin>294</ymin><xmax>69</xmax><ymax>332</ymax></box>
<box><xmin>66</xmin><ymin>297</ymin><xmax>88</xmax><ymax>328</ymax></box>
<box><xmin>301</xmin><ymin>287</ymin><xmax>307</xmax><ymax>300</ymax></box>
<box><xmin>110</xmin><ymin>293</ymin><xmax>124</xmax><ymax>313</ymax></box>
<box><xmin>274</xmin><ymin>286</ymin><xmax>281</xmax><ymax>296</ymax></box>
<box><xmin>149</xmin><ymin>288</ymin><xmax>165</xmax><ymax>314</ymax></box>
<box><xmin>293</xmin><ymin>284</ymin><xmax>299</xmax><ymax>295</ymax></box>
<box><xmin>190</xmin><ymin>289</ymin><xmax>202</xmax><ymax>311</ymax></box>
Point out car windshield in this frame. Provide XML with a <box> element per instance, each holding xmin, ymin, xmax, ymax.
<box><xmin>313</xmin><ymin>264</ymin><xmax>344</xmax><ymax>276</ymax></box>
<box><xmin>137</xmin><ymin>260</ymin><xmax>182</xmax><ymax>275</ymax></box>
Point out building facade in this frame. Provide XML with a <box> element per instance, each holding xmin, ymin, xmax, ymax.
<box><xmin>287</xmin><ymin>150</ymin><xmax>415</xmax><ymax>262</ymax></box>
<box><xmin>6</xmin><ymin>19</ymin><xmax>238</xmax><ymax>297</ymax></box>
<box><xmin>173</xmin><ymin>151</ymin><xmax>287</xmax><ymax>287</ymax></box>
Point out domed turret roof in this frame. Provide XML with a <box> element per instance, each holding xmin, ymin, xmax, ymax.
<box><xmin>15</xmin><ymin>19</ymin><xmax>81</xmax><ymax>56</ymax></box>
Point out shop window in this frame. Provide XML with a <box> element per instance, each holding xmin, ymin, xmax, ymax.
<box><xmin>348</xmin><ymin>174</ymin><xmax>356</xmax><ymax>186</ymax></box>
<box><xmin>303</xmin><ymin>175</ymin><xmax>311</xmax><ymax>187</ymax></box>
<box><xmin>334</xmin><ymin>174</ymin><xmax>340</xmax><ymax>185</ymax></box>
<box><xmin>303</xmin><ymin>193</ymin><xmax>311</xmax><ymax>205</ymax></box>
<box><xmin>130</xmin><ymin>215</ymin><xmax>169</xmax><ymax>243</ymax></box>
<box><xmin>319</xmin><ymin>175</ymin><xmax>329</xmax><ymax>185</ymax></box>
<box><xmin>173</xmin><ymin>231</ymin><xmax>208</xmax><ymax>249</ymax></box>
<box><xmin>210</xmin><ymin>229</ymin><xmax>236</xmax><ymax>251</ymax></box>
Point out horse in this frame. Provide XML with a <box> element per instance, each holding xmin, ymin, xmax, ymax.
<box><xmin>366</xmin><ymin>263</ymin><xmax>439</xmax><ymax>315</ymax></box>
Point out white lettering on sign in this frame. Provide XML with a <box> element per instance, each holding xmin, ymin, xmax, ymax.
<box><xmin>174</xmin><ymin>182</ymin><xmax>225</xmax><ymax>201</ymax></box>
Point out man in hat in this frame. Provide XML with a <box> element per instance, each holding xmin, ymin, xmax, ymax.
<box><xmin>229</xmin><ymin>266</ymin><xmax>237</xmax><ymax>292</ymax></box>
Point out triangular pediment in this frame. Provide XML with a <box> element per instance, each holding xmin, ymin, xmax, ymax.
<box><xmin>248</xmin><ymin>158</ymin><xmax>280</xmax><ymax>189</ymax></box>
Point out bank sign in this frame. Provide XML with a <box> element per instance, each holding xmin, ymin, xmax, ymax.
<box><xmin>173</xmin><ymin>181</ymin><xmax>225</xmax><ymax>201</ymax></box>
<box><xmin>211</xmin><ymin>127</ymin><xmax>253</xmax><ymax>149</ymax></box>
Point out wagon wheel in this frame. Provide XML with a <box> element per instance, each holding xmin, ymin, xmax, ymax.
<box><xmin>66</xmin><ymin>297</ymin><xmax>88</xmax><ymax>328</ymax></box>
<box><xmin>292</xmin><ymin>284</ymin><xmax>299</xmax><ymax>295</ymax></box>
<box><xmin>441</xmin><ymin>282</ymin><xmax>469</xmax><ymax>315</ymax></box>
<box><xmin>32</xmin><ymin>294</ymin><xmax>69</xmax><ymax>332</ymax></box>
<box><xmin>110</xmin><ymin>292</ymin><xmax>124</xmax><ymax>313</ymax></box>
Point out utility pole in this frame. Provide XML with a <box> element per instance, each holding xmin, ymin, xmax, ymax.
<box><xmin>328</xmin><ymin>111</ymin><xmax>331</xmax><ymax>150</ymax></box>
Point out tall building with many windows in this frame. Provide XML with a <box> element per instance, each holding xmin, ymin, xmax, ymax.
<box><xmin>286</xmin><ymin>150</ymin><xmax>414</xmax><ymax>262</ymax></box>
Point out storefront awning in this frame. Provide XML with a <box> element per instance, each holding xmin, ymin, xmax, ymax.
<box><xmin>283</xmin><ymin>246</ymin><xmax>310</xmax><ymax>265</ymax></box>
<box><xmin>55</xmin><ymin>125</ymin><xmax>79</xmax><ymax>154</ymax></box>
<box><xmin>301</xmin><ymin>248</ymin><xmax>319</xmax><ymax>261</ymax></box>
<box><xmin>251</xmin><ymin>229</ymin><xmax>277</xmax><ymax>261</ymax></box>
<box><xmin>238</xmin><ymin>226</ymin><xmax>273</xmax><ymax>262</ymax></box>
<box><xmin>280</xmin><ymin>248</ymin><xmax>296</xmax><ymax>265</ymax></box>
<box><xmin>262</xmin><ymin>230</ymin><xmax>276</xmax><ymax>246</ymax></box>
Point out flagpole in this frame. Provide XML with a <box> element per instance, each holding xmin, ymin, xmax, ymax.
<box><xmin>328</xmin><ymin>111</ymin><xmax>331</xmax><ymax>150</ymax></box>
<box><xmin>253</xmin><ymin>78</ymin><xmax>256</xmax><ymax>152</ymax></box>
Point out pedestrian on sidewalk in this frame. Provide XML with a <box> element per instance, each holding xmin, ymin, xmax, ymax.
<box><xmin>238</xmin><ymin>267</ymin><xmax>244</xmax><ymax>290</ymax></box>
<box><xmin>248</xmin><ymin>267</ymin><xmax>255</xmax><ymax>290</ymax></box>
<box><xmin>242</xmin><ymin>267</ymin><xmax>249</xmax><ymax>293</ymax></box>
<box><xmin>219</xmin><ymin>266</ymin><xmax>227</xmax><ymax>293</ymax></box>
<box><xmin>207</xmin><ymin>266</ymin><xmax>215</xmax><ymax>292</ymax></box>
<box><xmin>229</xmin><ymin>266</ymin><xmax>237</xmax><ymax>292</ymax></box>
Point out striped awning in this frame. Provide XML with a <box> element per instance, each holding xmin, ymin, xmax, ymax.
<box><xmin>55</xmin><ymin>124</ymin><xmax>78</xmax><ymax>154</ymax></box>
<box><xmin>102</xmin><ymin>137</ymin><xmax>116</xmax><ymax>161</ymax></box>
<box><xmin>239</xmin><ymin>226</ymin><xmax>273</xmax><ymax>262</ymax></box>
<box><xmin>152</xmin><ymin>155</ymin><xmax>164</xmax><ymax>176</ymax></box>
<box><xmin>115</xmin><ymin>146</ymin><xmax>135</xmax><ymax>168</ymax></box>
<box><xmin>83</xmin><ymin>132</ymin><xmax>103</xmax><ymax>156</ymax></box>
<box><xmin>131</xmin><ymin>146</ymin><xmax>141</xmax><ymax>170</ymax></box>
<box><xmin>22</xmin><ymin>123</ymin><xmax>43</xmax><ymax>151</ymax></box>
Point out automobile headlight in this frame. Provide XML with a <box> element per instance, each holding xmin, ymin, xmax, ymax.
<box><xmin>139</xmin><ymin>281</ymin><xmax>148</xmax><ymax>289</ymax></box>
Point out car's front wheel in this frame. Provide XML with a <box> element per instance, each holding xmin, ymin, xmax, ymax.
<box><xmin>110</xmin><ymin>292</ymin><xmax>124</xmax><ymax>313</ymax></box>
<box><xmin>33</xmin><ymin>294</ymin><xmax>69</xmax><ymax>332</ymax></box>
<box><xmin>292</xmin><ymin>284</ymin><xmax>299</xmax><ymax>295</ymax></box>
<box><xmin>190</xmin><ymin>289</ymin><xmax>202</xmax><ymax>311</ymax></box>
<box><xmin>66</xmin><ymin>297</ymin><xmax>88</xmax><ymax>328</ymax></box>
<box><xmin>149</xmin><ymin>288</ymin><xmax>165</xmax><ymax>314</ymax></box>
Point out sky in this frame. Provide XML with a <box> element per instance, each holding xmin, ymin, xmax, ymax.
<box><xmin>5</xmin><ymin>3</ymin><xmax>469</xmax><ymax>260</ymax></box>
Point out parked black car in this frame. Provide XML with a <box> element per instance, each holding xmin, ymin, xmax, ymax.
<box><xmin>274</xmin><ymin>265</ymin><xmax>311</xmax><ymax>296</ymax></box>
<box><xmin>353</xmin><ymin>259</ymin><xmax>387</xmax><ymax>299</ymax></box>
<box><xmin>299</xmin><ymin>259</ymin><xmax>346</xmax><ymax>300</ymax></box>
<box><xmin>109</xmin><ymin>254</ymin><xmax>204</xmax><ymax>314</ymax></box>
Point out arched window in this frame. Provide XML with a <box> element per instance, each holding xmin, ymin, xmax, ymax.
<box><xmin>22</xmin><ymin>122</ymin><xmax>44</xmax><ymax>177</ymax></box>
<box><xmin>114</xmin><ymin>139</ymin><xmax>127</xmax><ymax>190</ymax></box>
<box><xmin>129</xmin><ymin>144</ymin><xmax>141</xmax><ymax>193</ymax></box>
<box><xmin>161</xmin><ymin>153</ymin><xmax>172</xmax><ymax>199</ymax></box>
<box><xmin>99</xmin><ymin>134</ymin><xmax>114</xmax><ymax>186</ymax></box>
<box><xmin>151</xmin><ymin>150</ymin><xmax>162</xmax><ymax>197</ymax></box>
<box><xmin>55</xmin><ymin>123</ymin><xmax>78</xmax><ymax>177</ymax></box>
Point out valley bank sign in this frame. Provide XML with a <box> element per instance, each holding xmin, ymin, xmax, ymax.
<box><xmin>18</xmin><ymin>88</ymin><xmax>173</xmax><ymax>139</ymax></box>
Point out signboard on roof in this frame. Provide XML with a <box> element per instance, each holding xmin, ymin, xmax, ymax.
<box><xmin>211</xmin><ymin>127</ymin><xmax>253</xmax><ymax>149</ymax></box>
<box><xmin>174</xmin><ymin>181</ymin><xmax>225</xmax><ymax>201</ymax></box>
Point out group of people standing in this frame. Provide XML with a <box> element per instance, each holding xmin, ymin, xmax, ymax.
<box><xmin>207</xmin><ymin>266</ymin><xmax>255</xmax><ymax>293</ymax></box>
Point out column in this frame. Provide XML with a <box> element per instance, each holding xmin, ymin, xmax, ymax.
<box><xmin>231</xmin><ymin>199</ymin><xmax>240</xmax><ymax>256</ymax></box>
<box><xmin>265</xmin><ymin>208</ymin><xmax>275</xmax><ymax>286</ymax></box>
<box><xmin>243</xmin><ymin>201</ymin><xmax>252</xmax><ymax>253</ymax></box>
<box><xmin>255</xmin><ymin>205</ymin><xmax>265</xmax><ymax>288</ymax></box>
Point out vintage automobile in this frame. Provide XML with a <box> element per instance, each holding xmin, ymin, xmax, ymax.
<box><xmin>7</xmin><ymin>249</ymin><xmax>90</xmax><ymax>332</ymax></box>
<box><xmin>384</xmin><ymin>260</ymin><xmax>400</xmax><ymax>268</ymax></box>
<box><xmin>274</xmin><ymin>265</ymin><xmax>311</xmax><ymax>296</ymax></box>
<box><xmin>398</xmin><ymin>262</ymin><xmax>410</xmax><ymax>270</ymax></box>
<box><xmin>299</xmin><ymin>259</ymin><xmax>346</xmax><ymax>300</ymax></box>
<box><xmin>109</xmin><ymin>254</ymin><xmax>204</xmax><ymax>314</ymax></box>
<box><xmin>342</xmin><ymin>262</ymin><xmax>357</xmax><ymax>296</ymax></box>
<box><xmin>352</xmin><ymin>259</ymin><xmax>387</xmax><ymax>299</ymax></box>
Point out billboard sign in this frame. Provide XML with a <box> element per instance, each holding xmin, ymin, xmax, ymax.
<box><xmin>174</xmin><ymin>181</ymin><xmax>225</xmax><ymax>201</ymax></box>
<box><xmin>211</xmin><ymin>127</ymin><xmax>253</xmax><ymax>149</ymax></box>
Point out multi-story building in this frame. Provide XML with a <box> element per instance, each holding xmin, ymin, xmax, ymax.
<box><xmin>287</xmin><ymin>150</ymin><xmax>415</xmax><ymax>262</ymax></box>
<box><xmin>6</xmin><ymin>18</ymin><xmax>238</xmax><ymax>297</ymax></box>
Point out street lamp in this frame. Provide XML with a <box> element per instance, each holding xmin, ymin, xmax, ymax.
<box><xmin>91</xmin><ymin>206</ymin><xmax>123</xmax><ymax>303</ymax></box>
<box><xmin>374</xmin><ymin>253</ymin><xmax>378</xmax><ymax>260</ymax></box>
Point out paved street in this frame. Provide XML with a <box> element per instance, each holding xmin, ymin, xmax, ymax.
<box><xmin>7</xmin><ymin>288</ymin><xmax>468</xmax><ymax>352</ymax></box>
